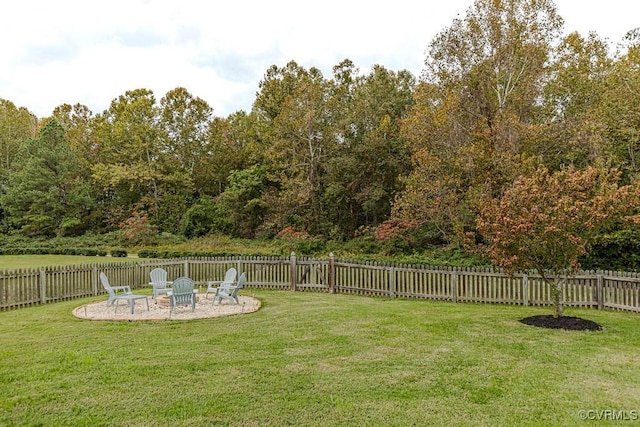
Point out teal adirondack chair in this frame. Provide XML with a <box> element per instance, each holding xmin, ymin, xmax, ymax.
<box><xmin>99</xmin><ymin>272</ymin><xmax>149</xmax><ymax>314</ymax></box>
<box><xmin>214</xmin><ymin>272</ymin><xmax>246</xmax><ymax>305</ymax></box>
<box><xmin>169</xmin><ymin>277</ymin><xmax>196</xmax><ymax>312</ymax></box>
<box><xmin>205</xmin><ymin>267</ymin><xmax>236</xmax><ymax>299</ymax></box>
<box><xmin>150</xmin><ymin>268</ymin><xmax>171</xmax><ymax>299</ymax></box>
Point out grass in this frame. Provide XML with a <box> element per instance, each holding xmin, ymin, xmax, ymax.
<box><xmin>0</xmin><ymin>255</ymin><xmax>137</xmax><ymax>270</ymax></box>
<box><xmin>1</xmin><ymin>291</ymin><xmax>639</xmax><ymax>426</ymax></box>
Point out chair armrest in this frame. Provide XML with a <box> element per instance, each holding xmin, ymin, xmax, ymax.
<box><xmin>150</xmin><ymin>281</ymin><xmax>171</xmax><ymax>288</ymax></box>
<box><xmin>218</xmin><ymin>283</ymin><xmax>235</xmax><ymax>292</ymax></box>
<box><xmin>112</xmin><ymin>285</ymin><xmax>132</xmax><ymax>294</ymax></box>
<box><xmin>216</xmin><ymin>285</ymin><xmax>237</xmax><ymax>295</ymax></box>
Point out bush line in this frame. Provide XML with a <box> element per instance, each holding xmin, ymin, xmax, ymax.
<box><xmin>0</xmin><ymin>247</ymin><xmax>108</xmax><ymax>256</ymax></box>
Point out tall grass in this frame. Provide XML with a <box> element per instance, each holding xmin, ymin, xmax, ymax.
<box><xmin>1</xmin><ymin>291</ymin><xmax>639</xmax><ymax>426</ymax></box>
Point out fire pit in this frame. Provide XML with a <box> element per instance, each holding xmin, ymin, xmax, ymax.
<box><xmin>156</xmin><ymin>295</ymin><xmax>170</xmax><ymax>308</ymax></box>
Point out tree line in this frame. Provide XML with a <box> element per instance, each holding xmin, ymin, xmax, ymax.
<box><xmin>1</xmin><ymin>0</ymin><xmax>639</xmax><ymax>267</ymax></box>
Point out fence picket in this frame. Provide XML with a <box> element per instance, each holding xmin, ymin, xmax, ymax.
<box><xmin>1</xmin><ymin>256</ymin><xmax>640</xmax><ymax>313</ymax></box>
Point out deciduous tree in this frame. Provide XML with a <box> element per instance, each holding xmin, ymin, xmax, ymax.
<box><xmin>471</xmin><ymin>165</ymin><xmax>640</xmax><ymax>317</ymax></box>
<box><xmin>0</xmin><ymin>99</ymin><xmax>37</xmax><ymax>181</ymax></box>
<box><xmin>50</xmin><ymin>103</ymin><xmax>96</xmax><ymax>172</ymax></box>
<box><xmin>393</xmin><ymin>0</ymin><xmax>563</xmax><ymax>240</ymax></box>
<box><xmin>158</xmin><ymin>87</ymin><xmax>212</xmax><ymax>176</ymax></box>
<box><xmin>90</xmin><ymin>89</ymin><xmax>165</xmax><ymax>227</ymax></box>
<box><xmin>253</xmin><ymin>61</ymin><xmax>336</xmax><ymax>234</ymax></box>
<box><xmin>324</xmin><ymin>65</ymin><xmax>414</xmax><ymax>236</ymax></box>
<box><xmin>599</xmin><ymin>30</ymin><xmax>640</xmax><ymax>181</ymax></box>
<box><xmin>535</xmin><ymin>32</ymin><xmax>613</xmax><ymax>169</ymax></box>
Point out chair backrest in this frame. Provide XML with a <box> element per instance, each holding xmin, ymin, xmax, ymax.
<box><xmin>99</xmin><ymin>272</ymin><xmax>115</xmax><ymax>297</ymax></box>
<box><xmin>171</xmin><ymin>277</ymin><xmax>195</xmax><ymax>305</ymax></box>
<box><xmin>230</xmin><ymin>273</ymin><xmax>246</xmax><ymax>298</ymax></box>
<box><xmin>223</xmin><ymin>268</ymin><xmax>237</xmax><ymax>285</ymax></box>
<box><xmin>150</xmin><ymin>268</ymin><xmax>168</xmax><ymax>286</ymax></box>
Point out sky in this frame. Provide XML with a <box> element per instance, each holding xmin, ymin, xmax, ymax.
<box><xmin>2</xmin><ymin>0</ymin><xmax>639</xmax><ymax>119</ymax></box>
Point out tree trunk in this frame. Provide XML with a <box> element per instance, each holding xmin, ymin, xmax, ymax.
<box><xmin>551</xmin><ymin>280</ymin><xmax>563</xmax><ymax>318</ymax></box>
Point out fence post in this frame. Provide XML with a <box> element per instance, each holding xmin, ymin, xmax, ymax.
<box><xmin>522</xmin><ymin>273</ymin><xmax>529</xmax><ymax>306</ymax></box>
<box><xmin>451</xmin><ymin>268</ymin><xmax>457</xmax><ymax>303</ymax></box>
<box><xmin>328</xmin><ymin>253</ymin><xmax>335</xmax><ymax>294</ymax></box>
<box><xmin>93</xmin><ymin>266</ymin><xmax>98</xmax><ymax>296</ymax></box>
<box><xmin>389</xmin><ymin>266</ymin><xmax>396</xmax><ymax>298</ymax></box>
<box><xmin>183</xmin><ymin>260</ymin><xmax>189</xmax><ymax>279</ymax></box>
<box><xmin>290</xmin><ymin>252</ymin><xmax>297</xmax><ymax>291</ymax></box>
<box><xmin>134</xmin><ymin>264</ymin><xmax>140</xmax><ymax>288</ymax></box>
<box><xmin>596</xmin><ymin>273</ymin><xmax>604</xmax><ymax>310</ymax></box>
<box><xmin>39</xmin><ymin>269</ymin><xmax>46</xmax><ymax>304</ymax></box>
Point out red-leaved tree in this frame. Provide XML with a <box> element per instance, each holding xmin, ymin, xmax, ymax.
<box><xmin>470</xmin><ymin>165</ymin><xmax>640</xmax><ymax>318</ymax></box>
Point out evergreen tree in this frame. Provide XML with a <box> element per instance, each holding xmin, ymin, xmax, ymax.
<box><xmin>1</xmin><ymin>120</ymin><xmax>93</xmax><ymax>237</ymax></box>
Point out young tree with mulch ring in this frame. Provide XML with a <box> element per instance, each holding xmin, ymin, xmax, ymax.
<box><xmin>469</xmin><ymin>165</ymin><xmax>640</xmax><ymax>322</ymax></box>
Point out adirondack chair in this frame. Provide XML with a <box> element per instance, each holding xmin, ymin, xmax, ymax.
<box><xmin>150</xmin><ymin>268</ymin><xmax>171</xmax><ymax>299</ymax></box>
<box><xmin>205</xmin><ymin>267</ymin><xmax>237</xmax><ymax>299</ymax></box>
<box><xmin>169</xmin><ymin>277</ymin><xmax>196</xmax><ymax>312</ymax></box>
<box><xmin>99</xmin><ymin>272</ymin><xmax>149</xmax><ymax>314</ymax></box>
<box><xmin>214</xmin><ymin>272</ymin><xmax>246</xmax><ymax>305</ymax></box>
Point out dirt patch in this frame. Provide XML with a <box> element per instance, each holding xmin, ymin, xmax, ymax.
<box><xmin>519</xmin><ymin>315</ymin><xmax>602</xmax><ymax>331</ymax></box>
<box><xmin>73</xmin><ymin>294</ymin><xmax>260</xmax><ymax>321</ymax></box>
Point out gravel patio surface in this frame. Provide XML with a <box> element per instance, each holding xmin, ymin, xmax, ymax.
<box><xmin>72</xmin><ymin>294</ymin><xmax>260</xmax><ymax>321</ymax></box>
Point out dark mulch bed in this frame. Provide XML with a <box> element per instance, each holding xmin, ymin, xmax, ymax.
<box><xmin>519</xmin><ymin>315</ymin><xmax>603</xmax><ymax>331</ymax></box>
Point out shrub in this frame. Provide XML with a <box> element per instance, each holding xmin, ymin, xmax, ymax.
<box><xmin>77</xmin><ymin>248</ymin><xmax>99</xmax><ymax>256</ymax></box>
<box><xmin>137</xmin><ymin>249</ymin><xmax>157</xmax><ymax>258</ymax></box>
<box><xmin>581</xmin><ymin>229</ymin><xmax>640</xmax><ymax>271</ymax></box>
<box><xmin>181</xmin><ymin>197</ymin><xmax>233</xmax><ymax>238</ymax></box>
<box><xmin>339</xmin><ymin>236</ymin><xmax>382</xmax><ymax>255</ymax></box>
<box><xmin>120</xmin><ymin>211</ymin><xmax>157</xmax><ymax>246</ymax></box>
<box><xmin>376</xmin><ymin>222</ymin><xmax>448</xmax><ymax>255</ymax></box>
<box><xmin>292</xmin><ymin>238</ymin><xmax>326</xmax><ymax>255</ymax></box>
<box><xmin>111</xmin><ymin>248</ymin><xmax>128</xmax><ymax>258</ymax></box>
<box><xmin>276</xmin><ymin>226</ymin><xmax>311</xmax><ymax>240</ymax></box>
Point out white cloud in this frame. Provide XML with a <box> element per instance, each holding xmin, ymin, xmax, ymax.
<box><xmin>1</xmin><ymin>0</ymin><xmax>639</xmax><ymax>118</ymax></box>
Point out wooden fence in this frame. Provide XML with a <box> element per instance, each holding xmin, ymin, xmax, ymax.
<box><xmin>1</xmin><ymin>252</ymin><xmax>639</xmax><ymax>313</ymax></box>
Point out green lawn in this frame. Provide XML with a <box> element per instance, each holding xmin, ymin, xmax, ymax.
<box><xmin>0</xmin><ymin>254</ymin><xmax>136</xmax><ymax>270</ymax></box>
<box><xmin>1</xmin><ymin>291</ymin><xmax>639</xmax><ymax>426</ymax></box>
